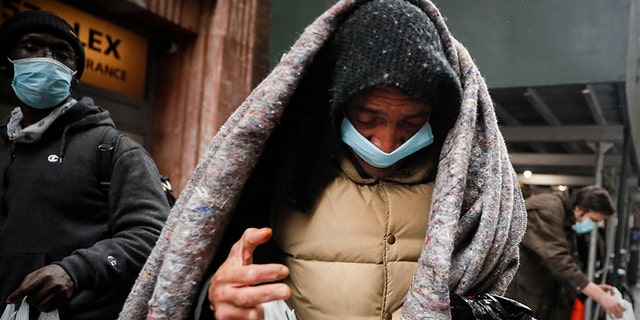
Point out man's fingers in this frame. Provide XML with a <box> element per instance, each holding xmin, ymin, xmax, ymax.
<box><xmin>599</xmin><ymin>284</ymin><xmax>614</xmax><ymax>294</ymax></box>
<box><xmin>5</xmin><ymin>289</ymin><xmax>25</xmax><ymax>304</ymax></box>
<box><xmin>240</xmin><ymin>228</ymin><xmax>273</xmax><ymax>265</ymax></box>
<box><xmin>5</xmin><ymin>275</ymin><xmax>39</xmax><ymax>304</ymax></box>
<box><xmin>214</xmin><ymin>263</ymin><xmax>289</xmax><ymax>287</ymax></box>
<box><xmin>228</xmin><ymin>228</ymin><xmax>273</xmax><ymax>266</ymax></box>
<box><xmin>213</xmin><ymin>282</ymin><xmax>291</xmax><ymax>309</ymax></box>
<box><xmin>5</xmin><ymin>296</ymin><xmax>21</xmax><ymax>304</ymax></box>
<box><xmin>27</xmin><ymin>293</ymin><xmax>56</xmax><ymax>313</ymax></box>
<box><xmin>214</xmin><ymin>306</ymin><xmax>261</xmax><ymax>320</ymax></box>
<box><xmin>604</xmin><ymin>303</ymin><xmax>626</xmax><ymax>319</ymax></box>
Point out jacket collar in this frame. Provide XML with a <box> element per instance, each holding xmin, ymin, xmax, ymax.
<box><xmin>336</xmin><ymin>145</ymin><xmax>435</xmax><ymax>185</ymax></box>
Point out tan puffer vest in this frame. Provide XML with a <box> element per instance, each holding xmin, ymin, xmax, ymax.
<box><xmin>272</xmin><ymin>149</ymin><xmax>434</xmax><ymax>320</ymax></box>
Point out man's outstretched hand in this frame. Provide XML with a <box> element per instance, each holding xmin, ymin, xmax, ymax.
<box><xmin>208</xmin><ymin>227</ymin><xmax>291</xmax><ymax>320</ymax></box>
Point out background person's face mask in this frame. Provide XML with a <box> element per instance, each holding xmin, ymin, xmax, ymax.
<box><xmin>341</xmin><ymin>117</ymin><xmax>434</xmax><ymax>168</ymax></box>
<box><xmin>572</xmin><ymin>218</ymin><xmax>597</xmax><ymax>234</ymax></box>
<box><xmin>9</xmin><ymin>57</ymin><xmax>75</xmax><ymax>109</ymax></box>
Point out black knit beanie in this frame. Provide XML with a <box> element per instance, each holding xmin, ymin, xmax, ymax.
<box><xmin>330</xmin><ymin>0</ymin><xmax>461</xmax><ymax>116</ymax></box>
<box><xmin>0</xmin><ymin>10</ymin><xmax>85</xmax><ymax>78</ymax></box>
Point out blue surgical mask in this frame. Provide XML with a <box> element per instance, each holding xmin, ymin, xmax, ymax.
<box><xmin>9</xmin><ymin>57</ymin><xmax>75</xmax><ymax>109</ymax></box>
<box><xmin>341</xmin><ymin>117</ymin><xmax>434</xmax><ymax>168</ymax></box>
<box><xmin>572</xmin><ymin>218</ymin><xmax>596</xmax><ymax>234</ymax></box>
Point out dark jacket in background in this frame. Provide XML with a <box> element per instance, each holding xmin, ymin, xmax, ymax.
<box><xmin>506</xmin><ymin>192</ymin><xmax>588</xmax><ymax>320</ymax></box>
<box><xmin>0</xmin><ymin>97</ymin><xmax>169</xmax><ymax>320</ymax></box>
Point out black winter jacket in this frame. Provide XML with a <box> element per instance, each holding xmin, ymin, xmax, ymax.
<box><xmin>0</xmin><ymin>97</ymin><xmax>169</xmax><ymax>319</ymax></box>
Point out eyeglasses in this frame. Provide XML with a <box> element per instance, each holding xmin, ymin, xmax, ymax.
<box><xmin>15</xmin><ymin>42</ymin><xmax>76</xmax><ymax>63</ymax></box>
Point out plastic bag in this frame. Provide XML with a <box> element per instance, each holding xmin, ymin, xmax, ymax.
<box><xmin>0</xmin><ymin>298</ymin><xmax>59</xmax><ymax>320</ymax></box>
<box><xmin>605</xmin><ymin>288</ymin><xmax>635</xmax><ymax>320</ymax></box>
<box><xmin>262</xmin><ymin>300</ymin><xmax>297</xmax><ymax>320</ymax></box>
<box><xmin>0</xmin><ymin>303</ymin><xmax>16</xmax><ymax>320</ymax></box>
<box><xmin>37</xmin><ymin>309</ymin><xmax>59</xmax><ymax>320</ymax></box>
<box><xmin>450</xmin><ymin>293</ymin><xmax>536</xmax><ymax>320</ymax></box>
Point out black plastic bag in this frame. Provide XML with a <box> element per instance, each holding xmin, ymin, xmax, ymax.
<box><xmin>450</xmin><ymin>293</ymin><xmax>536</xmax><ymax>320</ymax></box>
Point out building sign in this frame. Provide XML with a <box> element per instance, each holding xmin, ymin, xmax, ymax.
<box><xmin>1</xmin><ymin>0</ymin><xmax>148</xmax><ymax>99</ymax></box>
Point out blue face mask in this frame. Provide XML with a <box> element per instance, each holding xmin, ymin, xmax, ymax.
<box><xmin>341</xmin><ymin>117</ymin><xmax>434</xmax><ymax>168</ymax></box>
<box><xmin>572</xmin><ymin>218</ymin><xmax>596</xmax><ymax>234</ymax></box>
<box><xmin>9</xmin><ymin>57</ymin><xmax>75</xmax><ymax>109</ymax></box>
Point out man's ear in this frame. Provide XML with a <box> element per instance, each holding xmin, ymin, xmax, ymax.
<box><xmin>573</xmin><ymin>205</ymin><xmax>585</xmax><ymax>218</ymax></box>
<box><xmin>0</xmin><ymin>58</ymin><xmax>13</xmax><ymax>79</ymax></box>
<box><xmin>70</xmin><ymin>75</ymin><xmax>80</xmax><ymax>89</ymax></box>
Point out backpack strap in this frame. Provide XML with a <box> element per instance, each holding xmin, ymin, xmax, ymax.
<box><xmin>95</xmin><ymin>127</ymin><xmax>177</xmax><ymax>207</ymax></box>
<box><xmin>96</xmin><ymin>127</ymin><xmax>124</xmax><ymax>191</ymax></box>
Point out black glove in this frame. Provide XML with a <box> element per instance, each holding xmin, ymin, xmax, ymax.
<box><xmin>450</xmin><ymin>293</ymin><xmax>536</xmax><ymax>320</ymax></box>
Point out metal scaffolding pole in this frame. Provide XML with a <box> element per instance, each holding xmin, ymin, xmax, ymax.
<box><xmin>585</xmin><ymin>142</ymin><xmax>609</xmax><ymax>320</ymax></box>
<box><xmin>613</xmin><ymin>124</ymin><xmax>632</xmax><ymax>287</ymax></box>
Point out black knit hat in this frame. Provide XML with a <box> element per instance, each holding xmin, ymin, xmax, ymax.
<box><xmin>330</xmin><ymin>0</ymin><xmax>461</xmax><ymax>115</ymax></box>
<box><xmin>0</xmin><ymin>10</ymin><xmax>85</xmax><ymax>78</ymax></box>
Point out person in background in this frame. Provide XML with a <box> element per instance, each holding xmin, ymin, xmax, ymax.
<box><xmin>0</xmin><ymin>10</ymin><xmax>169</xmax><ymax>319</ymax></box>
<box><xmin>506</xmin><ymin>185</ymin><xmax>626</xmax><ymax>319</ymax></box>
